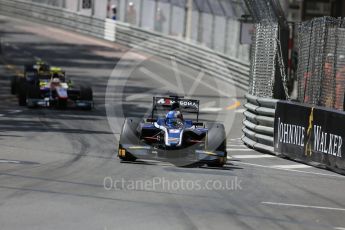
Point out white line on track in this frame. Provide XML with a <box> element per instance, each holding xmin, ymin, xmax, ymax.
<box><xmin>8</xmin><ymin>110</ymin><xmax>22</xmax><ymax>114</ymax></box>
<box><xmin>232</xmin><ymin>154</ymin><xmax>275</xmax><ymax>159</ymax></box>
<box><xmin>228</xmin><ymin>137</ymin><xmax>242</xmax><ymax>141</ymax></box>
<box><xmin>271</xmin><ymin>164</ymin><xmax>311</xmax><ymax>169</ymax></box>
<box><xmin>227</xmin><ymin>145</ymin><xmax>246</xmax><ymax>147</ymax></box>
<box><xmin>200</xmin><ymin>107</ymin><xmax>222</xmax><ymax>112</ymax></box>
<box><xmin>0</xmin><ymin>114</ymin><xmax>4</xmax><ymax>117</ymax></box>
<box><xmin>0</xmin><ymin>160</ymin><xmax>22</xmax><ymax>164</ymax></box>
<box><xmin>335</xmin><ymin>227</ymin><xmax>345</xmax><ymax>230</ymax></box>
<box><xmin>235</xmin><ymin>161</ymin><xmax>344</xmax><ymax>178</ymax></box>
<box><xmin>235</xmin><ymin>109</ymin><xmax>246</xmax><ymax>113</ymax></box>
<box><xmin>227</xmin><ymin>148</ymin><xmax>253</xmax><ymax>152</ymax></box>
<box><xmin>262</xmin><ymin>202</ymin><xmax>345</xmax><ymax>212</ymax></box>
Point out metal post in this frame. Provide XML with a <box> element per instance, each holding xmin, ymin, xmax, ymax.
<box><xmin>210</xmin><ymin>14</ymin><xmax>215</xmax><ymax>49</ymax></box>
<box><xmin>154</xmin><ymin>0</ymin><xmax>158</xmax><ymax>31</ymax></box>
<box><xmin>124</xmin><ymin>0</ymin><xmax>128</xmax><ymax>22</ymax></box>
<box><xmin>197</xmin><ymin>11</ymin><xmax>203</xmax><ymax>43</ymax></box>
<box><xmin>139</xmin><ymin>0</ymin><xmax>143</xmax><ymax>27</ymax></box>
<box><xmin>224</xmin><ymin>17</ymin><xmax>229</xmax><ymax>54</ymax></box>
<box><xmin>77</xmin><ymin>0</ymin><xmax>80</xmax><ymax>12</ymax></box>
<box><xmin>168</xmin><ymin>1</ymin><xmax>173</xmax><ymax>35</ymax></box>
<box><xmin>91</xmin><ymin>0</ymin><xmax>95</xmax><ymax>16</ymax></box>
<box><xmin>185</xmin><ymin>0</ymin><xmax>193</xmax><ymax>40</ymax></box>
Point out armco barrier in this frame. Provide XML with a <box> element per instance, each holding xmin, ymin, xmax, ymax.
<box><xmin>242</xmin><ymin>94</ymin><xmax>279</xmax><ymax>155</ymax></box>
<box><xmin>0</xmin><ymin>0</ymin><xmax>250</xmax><ymax>90</ymax></box>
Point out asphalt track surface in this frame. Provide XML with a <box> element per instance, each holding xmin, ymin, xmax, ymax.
<box><xmin>0</xmin><ymin>15</ymin><xmax>345</xmax><ymax>230</ymax></box>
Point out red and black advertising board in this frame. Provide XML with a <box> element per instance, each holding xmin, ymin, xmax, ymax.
<box><xmin>274</xmin><ymin>101</ymin><xmax>345</xmax><ymax>174</ymax></box>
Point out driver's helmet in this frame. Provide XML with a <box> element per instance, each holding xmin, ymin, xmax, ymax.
<box><xmin>51</xmin><ymin>77</ymin><xmax>61</xmax><ymax>87</ymax></box>
<box><xmin>166</xmin><ymin>110</ymin><xmax>181</xmax><ymax>128</ymax></box>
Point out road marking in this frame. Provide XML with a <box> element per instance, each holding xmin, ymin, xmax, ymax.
<box><xmin>228</xmin><ymin>137</ymin><xmax>242</xmax><ymax>141</ymax></box>
<box><xmin>232</xmin><ymin>154</ymin><xmax>275</xmax><ymax>159</ymax></box>
<box><xmin>235</xmin><ymin>108</ymin><xmax>246</xmax><ymax>113</ymax></box>
<box><xmin>227</xmin><ymin>144</ymin><xmax>245</xmax><ymax>147</ymax></box>
<box><xmin>227</xmin><ymin>148</ymin><xmax>253</xmax><ymax>152</ymax></box>
<box><xmin>262</xmin><ymin>202</ymin><xmax>345</xmax><ymax>212</ymax></box>
<box><xmin>8</xmin><ymin>110</ymin><xmax>22</xmax><ymax>114</ymax></box>
<box><xmin>0</xmin><ymin>160</ymin><xmax>22</xmax><ymax>164</ymax></box>
<box><xmin>335</xmin><ymin>227</ymin><xmax>345</xmax><ymax>230</ymax></box>
<box><xmin>271</xmin><ymin>164</ymin><xmax>312</xmax><ymax>169</ymax></box>
<box><xmin>200</xmin><ymin>107</ymin><xmax>222</xmax><ymax>112</ymax></box>
<box><xmin>235</xmin><ymin>161</ymin><xmax>344</xmax><ymax>178</ymax></box>
<box><xmin>0</xmin><ymin>114</ymin><xmax>4</xmax><ymax>117</ymax></box>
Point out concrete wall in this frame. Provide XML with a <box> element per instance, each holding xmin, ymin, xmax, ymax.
<box><xmin>24</xmin><ymin>0</ymin><xmax>250</xmax><ymax>62</ymax></box>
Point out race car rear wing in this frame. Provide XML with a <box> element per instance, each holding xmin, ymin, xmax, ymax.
<box><xmin>151</xmin><ymin>96</ymin><xmax>200</xmax><ymax>121</ymax></box>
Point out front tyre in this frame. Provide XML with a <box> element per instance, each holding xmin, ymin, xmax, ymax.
<box><xmin>118</xmin><ymin>117</ymin><xmax>141</xmax><ymax>162</ymax></box>
<box><xmin>205</xmin><ymin>122</ymin><xmax>227</xmax><ymax>167</ymax></box>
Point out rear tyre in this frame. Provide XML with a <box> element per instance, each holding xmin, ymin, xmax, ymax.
<box><xmin>118</xmin><ymin>117</ymin><xmax>141</xmax><ymax>162</ymax></box>
<box><xmin>57</xmin><ymin>98</ymin><xmax>68</xmax><ymax>109</ymax></box>
<box><xmin>17</xmin><ymin>79</ymin><xmax>27</xmax><ymax>106</ymax></box>
<box><xmin>80</xmin><ymin>86</ymin><xmax>93</xmax><ymax>110</ymax></box>
<box><xmin>26</xmin><ymin>84</ymin><xmax>41</xmax><ymax>108</ymax></box>
<box><xmin>205</xmin><ymin>122</ymin><xmax>227</xmax><ymax>167</ymax></box>
<box><xmin>11</xmin><ymin>76</ymin><xmax>17</xmax><ymax>95</ymax></box>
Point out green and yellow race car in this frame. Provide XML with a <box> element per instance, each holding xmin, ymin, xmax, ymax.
<box><xmin>11</xmin><ymin>60</ymin><xmax>93</xmax><ymax>110</ymax></box>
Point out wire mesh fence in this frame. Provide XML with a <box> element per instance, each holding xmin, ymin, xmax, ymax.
<box><xmin>244</xmin><ymin>0</ymin><xmax>288</xmax><ymax>98</ymax></box>
<box><xmin>297</xmin><ymin>17</ymin><xmax>345</xmax><ymax>111</ymax></box>
<box><xmin>244</xmin><ymin>0</ymin><xmax>278</xmax><ymax>23</ymax></box>
<box><xmin>248</xmin><ymin>22</ymin><xmax>278</xmax><ymax>97</ymax></box>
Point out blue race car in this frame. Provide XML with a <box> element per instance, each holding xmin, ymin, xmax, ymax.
<box><xmin>118</xmin><ymin>96</ymin><xmax>227</xmax><ymax>167</ymax></box>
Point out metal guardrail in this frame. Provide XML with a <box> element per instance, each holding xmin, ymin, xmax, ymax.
<box><xmin>242</xmin><ymin>94</ymin><xmax>279</xmax><ymax>154</ymax></box>
<box><xmin>0</xmin><ymin>0</ymin><xmax>250</xmax><ymax>90</ymax></box>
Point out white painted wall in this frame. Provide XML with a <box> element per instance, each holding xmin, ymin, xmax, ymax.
<box><xmin>25</xmin><ymin>0</ymin><xmax>250</xmax><ymax>62</ymax></box>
